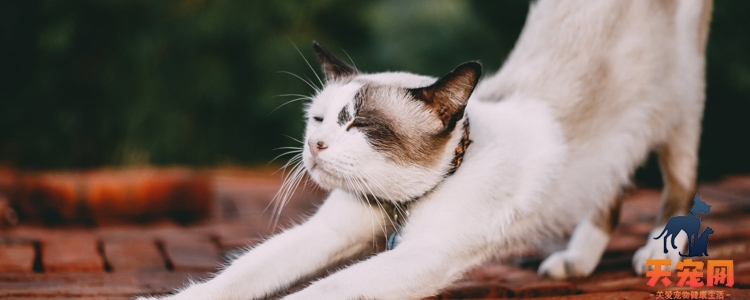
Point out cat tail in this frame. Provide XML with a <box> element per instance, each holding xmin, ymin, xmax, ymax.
<box><xmin>653</xmin><ymin>227</ymin><xmax>668</xmax><ymax>240</ymax></box>
<box><xmin>679</xmin><ymin>251</ymin><xmax>690</xmax><ymax>257</ymax></box>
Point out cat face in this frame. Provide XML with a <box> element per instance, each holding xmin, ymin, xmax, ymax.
<box><xmin>300</xmin><ymin>42</ymin><xmax>481</xmax><ymax>202</ymax></box>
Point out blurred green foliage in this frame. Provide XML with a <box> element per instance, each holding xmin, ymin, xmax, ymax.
<box><xmin>1</xmin><ymin>0</ymin><xmax>748</xmax><ymax>182</ymax></box>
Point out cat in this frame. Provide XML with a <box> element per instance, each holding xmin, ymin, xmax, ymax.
<box><xmin>136</xmin><ymin>0</ymin><xmax>712</xmax><ymax>299</ymax></box>
<box><xmin>681</xmin><ymin>227</ymin><xmax>713</xmax><ymax>257</ymax></box>
<box><xmin>654</xmin><ymin>195</ymin><xmax>711</xmax><ymax>254</ymax></box>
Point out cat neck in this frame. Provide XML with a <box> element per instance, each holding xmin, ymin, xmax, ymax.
<box><xmin>364</xmin><ymin>115</ymin><xmax>471</xmax><ymax>207</ymax></box>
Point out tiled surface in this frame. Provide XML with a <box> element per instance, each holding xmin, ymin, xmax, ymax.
<box><xmin>0</xmin><ymin>170</ymin><xmax>748</xmax><ymax>299</ymax></box>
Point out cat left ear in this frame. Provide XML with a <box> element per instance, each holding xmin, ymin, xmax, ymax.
<box><xmin>312</xmin><ymin>40</ymin><xmax>359</xmax><ymax>82</ymax></box>
<box><xmin>410</xmin><ymin>61</ymin><xmax>482</xmax><ymax>132</ymax></box>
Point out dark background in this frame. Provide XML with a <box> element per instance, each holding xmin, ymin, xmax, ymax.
<box><xmin>1</xmin><ymin>0</ymin><xmax>748</xmax><ymax>184</ymax></box>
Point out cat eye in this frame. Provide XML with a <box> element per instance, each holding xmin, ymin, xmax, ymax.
<box><xmin>351</xmin><ymin>121</ymin><xmax>371</xmax><ymax>128</ymax></box>
<box><xmin>312</xmin><ymin>116</ymin><xmax>324</xmax><ymax>123</ymax></box>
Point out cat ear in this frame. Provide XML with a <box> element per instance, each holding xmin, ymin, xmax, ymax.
<box><xmin>312</xmin><ymin>40</ymin><xmax>359</xmax><ymax>82</ymax></box>
<box><xmin>410</xmin><ymin>61</ymin><xmax>482</xmax><ymax>132</ymax></box>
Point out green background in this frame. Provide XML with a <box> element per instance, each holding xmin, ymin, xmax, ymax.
<box><xmin>1</xmin><ymin>0</ymin><xmax>748</xmax><ymax>184</ymax></box>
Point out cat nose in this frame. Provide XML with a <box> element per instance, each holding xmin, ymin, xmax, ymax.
<box><xmin>308</xmin><ymin>139</ymin><xmax>328</xmax><ymax>156</ymax></box>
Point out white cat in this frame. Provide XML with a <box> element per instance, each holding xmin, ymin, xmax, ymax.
<box><xmin>138</xmin><ymin>0</ymin><xmax>712</xmax><ymax>299</ymax></box>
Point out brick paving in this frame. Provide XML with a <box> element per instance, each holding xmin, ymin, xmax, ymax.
<box><xmin>0</xmin><ymin>169</ymin><xmax>748</xmax><ymax>299</ymax></box>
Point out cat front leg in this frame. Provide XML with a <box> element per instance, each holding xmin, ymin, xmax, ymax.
<box><xmin>280</xmin><ymin>205</ymin><xmax>492</xmax><ymax>300</ymax></box>
<box><xmin>136</xmin><ymin>189</ymin><xmax>387</xmax><ymax>300</ymax></box>
<box><xmin>282</xmin><ymin>238</ymin><xmax>488</xmax><ymax>300</ymax></box>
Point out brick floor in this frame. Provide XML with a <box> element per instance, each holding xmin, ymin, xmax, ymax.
<box><xmin>0</xmin><ymin>169</ymin><xmax>748</xmax><ymax>299</ymax></box>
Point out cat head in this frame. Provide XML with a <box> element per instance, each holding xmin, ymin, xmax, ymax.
<box><xmin>690</xmin><ymin>194</ymin><xmax>711</xmax><ymax>216</ymax></box>
<box><xmin>301</xmin><ymin>41</ymin><xmax>481</xmax><ymax>202</ymax></box>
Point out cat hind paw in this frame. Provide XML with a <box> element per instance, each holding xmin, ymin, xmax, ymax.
<box><xmin>632</xmin><ymin>227</ymin><xmax>685</xmax><ymax>275</ymax></box>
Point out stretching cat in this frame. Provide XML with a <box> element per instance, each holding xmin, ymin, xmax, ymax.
<box><xmin>138</xmin><ymin>0</ymin><xmax>712</xmax><ymax>299</ymax></box>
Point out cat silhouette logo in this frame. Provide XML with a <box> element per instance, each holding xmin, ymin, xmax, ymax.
<box><xmin>654</xmin><ymin>194</ymin><xmax>713</xmax><ymax>257</ymax></box>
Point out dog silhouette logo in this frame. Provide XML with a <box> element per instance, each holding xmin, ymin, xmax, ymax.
<box><xmin>654</xmin><ymin>194</ymin><xmax>713</xmax><ymax>257</ymax></box>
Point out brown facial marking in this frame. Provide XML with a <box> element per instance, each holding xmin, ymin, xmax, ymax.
<box><xmin>353</xmin><ymin>86</ymin><xmax>366</xmax><ymax>115</ymax></box>
<box><xmin>337</xmin><ymin>104</ymin><xmax>351</xmax><ymax>126</ymax></box>
<box><xmin>351</xmin><ymin>85</ymin><xmax>456</xmax><ymax>168</ymax></box>
<box><xmin>349</xmin><ymin>97</ymin><xmax>403</xmax><ymax>154</ymax></box>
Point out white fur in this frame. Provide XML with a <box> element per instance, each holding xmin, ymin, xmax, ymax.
<box><xmin>138</xmin><ymin>0</ymin><xmax>708</xmax><ymax>299</ymax></box>
<box><xmin>633</xmin><ymin>225</ymin><xmax>689</xmax><ymax>275</ymax></box>
<box><xmin>539</xmin><ymin>220</ymin><xmax>610</xmax><ymax>279</ymax></box>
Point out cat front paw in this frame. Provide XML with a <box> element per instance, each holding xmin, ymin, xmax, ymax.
<box><xmin>538</xmin><ymin>250</ymin><xmax>598</xmax><ymax>279</ymax></box>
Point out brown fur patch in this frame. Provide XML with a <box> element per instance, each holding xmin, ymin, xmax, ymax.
<box><xmin>337</xmin><ymin>104</ymin><xmax>351</xmax><ymax>126</ymax></box>
<box><xmin>595</xmin><ymin>194</ymin><xmax>623</xmax><ymax>234</ymax></box>
<box><xmin>351</xmin><ymin>85</ymin><xmax>454</xmax><ymax>167</ymax></box>
<box><xmin>656</xmin><ymin>146</ymin><xmax>696</xmax><ymax>225</ymax></box>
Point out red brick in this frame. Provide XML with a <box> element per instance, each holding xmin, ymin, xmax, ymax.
<box><xmin>508</xmin><ymin>279</ymin><xmax>576</xmax><ymax>297</ymax></box>
<box><xmin>0</xmin><ymin>195</ymin><xmax>19</xmax><ymax>228</ymax></box>
<box><xmin>16</xmin><ymin>173</ymin><xmax>83</xmax><ymax>223</ymax></box>
<box><xmin>535</xmin><ymin>291</ymin><xmax>653</xmax><ymax>300</ymax></box>
<box><xmin>0</xmin><ymin>271</ymin><xmax>208</xmax><ymax>298</ymax></box>
<box><xmin>161</xmin><ymin>234</ymin><xmax>221</xmax><ymax>271</ymax></box>
<box><xmin>192</xmin><ymin>222</ymin><xmax>257</xmax><ymax>250</ymax></box>
<box><xmin>736</xmin><ymin>260</ymin><xmax>750</xmax><ymax>274</ymax></box>
<box><xmin>606</xmin><ymin>233</ymin><xmax>645</xmax><ymax>253</ymax></box>
<box><xmin>722</xmin><ymin>288</ymin><xmax>750</xmax><ymax>299</ymax></box>
<box><xmin>709</xmin><ymin>176</ymin><xmax>750</xmax><ymax>198</ymax></box>
<box><xmin>0</xmin><ymin>243</ymin><xmax>35</xmax><ymax>272</ymax></box>
<box><xmin>704</xmin><ymin>241</ymin><xmax>750</xmax><ymax>260</ymax></box>
<box><xmin>617</xmin><ymin>221</ymin><xmax>653</xmax><ymax>236</ymax></box>
<box><xmin>575</xmin><ymin>276</ymin><xmax>656</xmax><ymax>294</ymax></box>
<box><xmin>733</xmin><ymin>274</ymin><xmax>750</xmax><ymax>289</ymax></box>
<box><xmin>42</xmin><ymin>236</ymin><xmax>104</xmax><ymax>272</ymax></box>
<box><xmin>103</xmin><ymin>240</ymin><xmax>166</xmax><ymax>272</ymax></box>
<box><xmin>130</xmin><ymin>169</ymin><xmax>212</xmax><ymax>222</ymax></box>
<box><xmin>438</xmin><ymin>281</ymin><xmax>509</xmax><ymax>299</ymax></box>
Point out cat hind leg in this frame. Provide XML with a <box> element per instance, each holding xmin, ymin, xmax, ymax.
<box><xmin>538</xmin><ymin>197</ymin><xmax>622</xmax><ymax>279</ymax></box>
<box><xmin>633</xmin><ymin>122</ymin><xmax>700</xmax><ymax>275</ymax></box>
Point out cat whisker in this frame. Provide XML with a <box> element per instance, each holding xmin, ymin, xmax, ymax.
<box><xmin>272</xmin><ymin>165</ymin><xmax>306</xmax><ymax>229</ymax></box>
<box><xmin>339</xmin><ymin>173</ymin><xmax>372</xmax><ymax>242</ymax></box>
<box><xmin>267</xmin><ymin>155</ymin><xmax>307</xmax><ymax>230</ymax></box>
<box><xmin>341</xmin><ymin>48</ymin><xmax>358</xmax><ymax>71</ymax></box>
<box><xmin>268</xmin><ymin>97</ymin><xmax>314</xmax><ymax>116</ymax></box>
<box><xmin>343</xmin><ymin>171</ymin><xmax>386</xmax><ymax>247</ymax></box>
<box><xmin>273</xmin><ymin>93</ymin><xmax>314</xmax><ymax>99</ymax></box>
<box><xmin>288</xmin><ymin>37</ymin><xmax>325</xmax><ymax>88</ymax></box>
<box><xmin>268</xmin><ymin>148</ymin><xmax>303</xmax><ymax>166</ymax></box>
<box><xmin>277</xmin><ymin>71</ymin><xmax>321</xmax><ymax>94</ymax></box>
<box><xmin>273</xmin><ymin>146</ymin><xmax>304</xmax><ymax>151</ymax></box>
<box><xmin>282</xmin><ymin>134</ymin><xmax>305</xmax><ymax>145</ymax></box>
<box><xmin>348</xmin><ymin>172</ymin><xmax>395</xmax><ymax>239</ymax></box>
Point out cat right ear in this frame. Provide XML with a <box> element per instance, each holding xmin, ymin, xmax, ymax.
<box><xmin>410</xmin><ymin>61</ymin><xmax>482</xmax><ymax>133</ymax></box>
<box><xmin>312</xmin><ymin>41</ymin><xmax>358</xmax><ymax>82</ymax></box>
